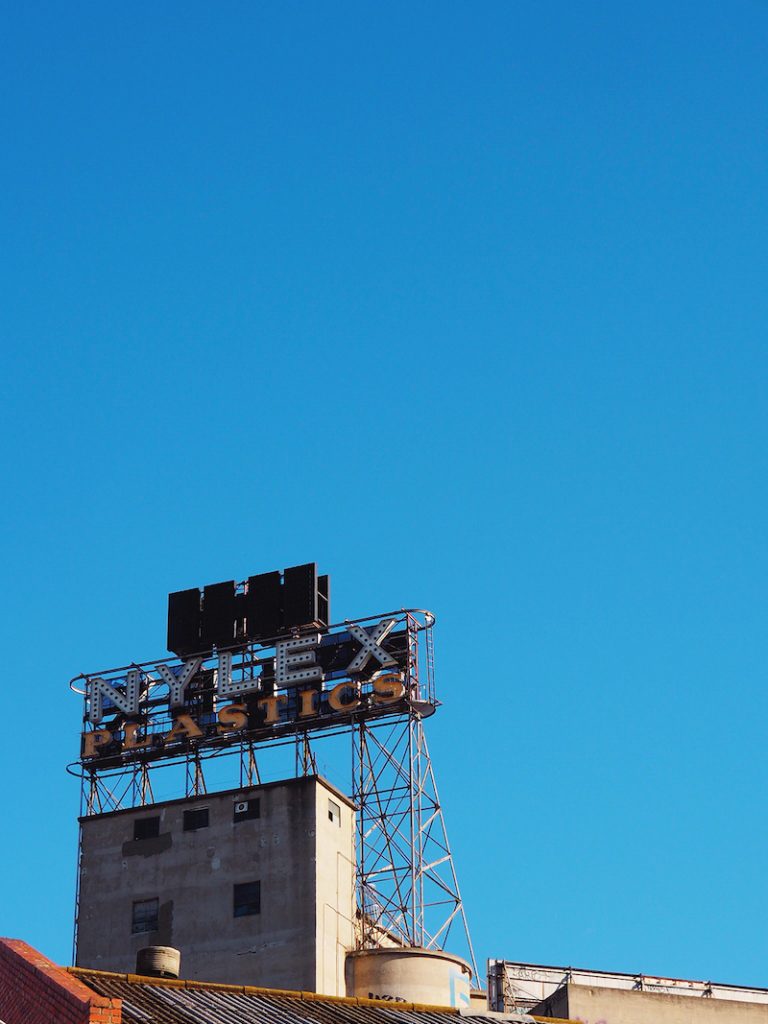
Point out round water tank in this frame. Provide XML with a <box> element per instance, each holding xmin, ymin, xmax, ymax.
<box><xmin>136</xmin><ymin>946</ymin><xmax>181</xmax><ymax>979</ymax></box>
<box><xmin>346</xmin><ymin>948</ymin><xmax>471</xmax><ymax>1008</ymax></box>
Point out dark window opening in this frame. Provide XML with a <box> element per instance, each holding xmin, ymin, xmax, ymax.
<box><xmin>234</xmin><ymin>798</ymin><xmax>260</xmax><ymax>822</ymax></box>
<box><xmin>132</xmin><ymin>898</ymin><xmax>159</xmax><ymax>934</ymax></box>
<box><xmin>183</xmin><ymin>807</ymin><xmax>209</xmax><ymax>832</ymax></box>
<box><xmin>233</xmin><ymin>881</ymin><xmax>261</xmax><ymax>917</ymax></box>
<box><xmin>328</xmin><ymin>799</ymin><xmax>341</xmax><ymax>826</ymax></box>
<box><xmin>134</xmin><ymin>816</ymin><xmax>160</xmax><ymax>841</ymax></box>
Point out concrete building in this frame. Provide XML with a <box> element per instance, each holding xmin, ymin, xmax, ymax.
<box><xmin>76</xmin><ymin>775</ymin><xmax>355</xmax><ymax>996</ymax></box>
<box><xmin>531</xmin><ymin>984</ymin><xmax>768</xmax><ymax>1023</ymax></box>
<box><xmin>489</xmin><ymin>959</ymin><xmax>768</xmax><ymax>1023</ymax></box>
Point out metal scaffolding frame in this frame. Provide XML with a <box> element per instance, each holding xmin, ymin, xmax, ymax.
<box><xmin>353</xmin><ymin>713</ymin><xmax>478</xmax><ymax>977</ymax></box>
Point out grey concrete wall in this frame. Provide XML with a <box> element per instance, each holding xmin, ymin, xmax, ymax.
<box><xmin>314</xmin><ymin>783</ymin><xmax>355</xmax><ymax>996</ymax></box>
<box><xmin>76</xmin><ymin>776</ymin><xmax>355</xmax><ymax>995</ymax></box>
<box><xmin>532</xmin><ymin>983</ymin><xmax>768</xmax><ymax>1023</ymax></box>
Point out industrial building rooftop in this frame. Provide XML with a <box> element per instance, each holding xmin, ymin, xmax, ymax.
<box><xmin>0</xmin><ymin>938</ymin><xmax>566</xmax><ymax>1024</ymax></box>
<box><xmin>71</xmin><ymin>968</ymin><xmax>550</xmax><ymax>1024</ymax></box>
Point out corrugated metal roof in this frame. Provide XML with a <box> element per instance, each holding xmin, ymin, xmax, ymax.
<box><xmin>70</xmin><ymin>970</ymin><xmax>546</xmax><ymax>1024</ymax></box>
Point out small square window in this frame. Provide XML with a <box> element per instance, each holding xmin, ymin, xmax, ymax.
<box><xmin>131</xmin><ymin>898</ymin><xmax>159</xmax><ymax>934</ymax></box>
<box><xmin>233</xmin><ymin>881</ymin><xmax>261</xmax><ymax>917</ymax></box>
<box><xmin>134</xmin><ymin>817</ymin><xmax>160</xmax><ymax>841</ymax></box>
<box><xmin>183</xmin><ymin>807</ymin><xmax>209</xmax><ymax>832</ymax></box>
<box><xmin>234</xmin><ymin>798</ymin><xmax>260</xmax><ymax>822</ymax></box>
<box><xmin>328</xmin><ymin>799</ymin><xmax>341</xmax><ymax>826</ymax></box>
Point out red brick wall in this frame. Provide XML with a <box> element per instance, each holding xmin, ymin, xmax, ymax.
<box><xmin>0</xmin><ymin>938</ymin><xmax>121</xmax><ymax>1024</ymax></box>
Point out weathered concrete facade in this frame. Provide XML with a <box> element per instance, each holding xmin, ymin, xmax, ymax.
<box><xmin>76</xmin><ymin>775</ymin><xmax>355</xmax><ymax>995</ymax></box>
<box><xmin>532</xmin><ymin>983</ymin><xmax>768</xmax><ymax>1023</ymax></box>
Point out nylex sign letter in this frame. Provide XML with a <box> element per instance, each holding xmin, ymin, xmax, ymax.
<box><xmin>81</xmin><ymin>620</ymin><xmax>406</xmax><ymax>760</ymax></box>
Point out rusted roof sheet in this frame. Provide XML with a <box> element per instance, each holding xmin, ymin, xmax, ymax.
<box><xmin>72</xmin><ymin>971</ymin><xmax>450</xmax><ymax>1024</ymax></box>
<box><xmin>71</xmin><ymin>970</ymin><xmax>545</xmax><ymax>1024</ymax></box>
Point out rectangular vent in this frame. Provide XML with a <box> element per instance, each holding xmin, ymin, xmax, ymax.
<box><xmin>183</xmin><ymin>807</ymin><xmax>209</xmax><ymax>832</ymax></box>
<box><xmin>234</xmin><ymin>798</ymin><xmax>260</xmax><ymax>822</ymax></box>
<box><xmin>134</xmin><ymin>817</ymin><xmax>160</xmax><ymax>841</ymax></box>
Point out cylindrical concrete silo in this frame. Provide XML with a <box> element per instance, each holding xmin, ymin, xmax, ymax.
<box><xmin>345</xmin><ymin>947</ymin><xmax>472</xmax><ymax>1008</ymax></box>
<box><xmin>136</xmin><ymin>946</ymin><xmax>181</xmax><ymax>979</ymax></box>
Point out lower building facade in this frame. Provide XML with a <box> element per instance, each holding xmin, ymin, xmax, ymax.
<box><xmin>76</xmin><ymin>775</ymin><xmax>355</xmax><ymax>996</ymax></box>
<box><xmin>489</xmin><ymin>959</ymin><xmax>768</xmax><ymax>1022</ymax></box>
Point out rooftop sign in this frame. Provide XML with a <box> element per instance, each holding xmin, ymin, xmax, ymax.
<box><xmin>74</xmin><ymin>564</ymin><xmax>434</xmax><ymax>771</ymax></box>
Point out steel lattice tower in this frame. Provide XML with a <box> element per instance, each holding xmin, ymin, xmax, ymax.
<box><xmin>351</xmin><ymin>612</ymin><xmax>478</xmax><ymax>979</ymax></box>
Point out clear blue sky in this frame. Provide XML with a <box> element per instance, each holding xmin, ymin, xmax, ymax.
<box><xmin>1</xmin><ymin>0</ymin><xmax>766</xmax><ymax>989</ymax></box>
